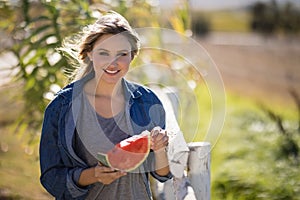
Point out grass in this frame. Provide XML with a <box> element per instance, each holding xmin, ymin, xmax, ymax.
<box><xmin>203</xmin><ymin>10</ymin><xmax>251</xmax><ymax>32</ymax></box>
<box><xmin>210</xmin><ymin>91</ymin><xmax>300</xmax><ymax>199</ymax></box>
<box><xmin>0</xmin><ymin>126</ymin><xmax>52</xmax><ymax>199</ymax></box>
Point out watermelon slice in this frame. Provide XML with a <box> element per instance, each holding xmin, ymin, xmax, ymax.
<box><xmin>97</xmin><ymin>131</ymin><xmax>151</xmax><ymax>172</ymax></box>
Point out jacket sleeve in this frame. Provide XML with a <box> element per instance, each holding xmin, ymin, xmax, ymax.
<box><xmin>146</xmin><ymin>89</ymin><xmax>173</xmax><ymax>182</ymax></box>
<box><xmin>151</xmin><ymin>170</ymin><xmax>173</xmax><ymax>182</ymax></box>
<box><xmin>39</xmin><ymin>98</ymin><xmax>89</xmax><ymax>199</ymax></box>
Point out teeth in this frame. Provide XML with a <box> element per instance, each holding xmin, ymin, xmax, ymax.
<box><xmin>104</xmin><ymin>69</ymin><xmax>119</xmax><ymax>74</ymax></box>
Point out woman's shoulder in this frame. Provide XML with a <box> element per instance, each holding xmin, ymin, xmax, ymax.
<box><xmin>123</xmin><ymin>79</ymin><xmax>162</xmax><ymax>103</ymax></box>
<box><xmin>56</xmin><ymin>82</ymin><xmax>75</xmax><ymax>98</ymax></box>
<box><xmin>124</xmin><ymin>79</ymin><xmax>158</xmax><ymax>97</ymax></box>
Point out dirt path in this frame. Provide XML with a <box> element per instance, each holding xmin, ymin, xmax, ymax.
<box><xmin>197</xmin><ymin>32</ymin><xmax>300</xmax><ymax>106</ymax></box>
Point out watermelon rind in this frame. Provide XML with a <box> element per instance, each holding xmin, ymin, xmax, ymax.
<box><xmin>97</xmin><ymin>152</ymin><xmax>110</xmax><ymax>167</ymax></box>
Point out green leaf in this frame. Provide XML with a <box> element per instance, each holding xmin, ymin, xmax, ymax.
<box><xmin>25</xmin><ymin>77</ymin><xmax>36</xmax><ymax>90</ymax></box>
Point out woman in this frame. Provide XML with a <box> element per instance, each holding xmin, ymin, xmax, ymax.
<box><xmin>39</xmin><ymin>11</ymin><xmax>172</xmax><ymax>200</ymax></box>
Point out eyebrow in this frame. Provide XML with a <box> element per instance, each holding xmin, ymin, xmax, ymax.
<box><xmin>95</xmin><ymin>48</ymin><xmax>130</xmax><ymax>53</ymax></box>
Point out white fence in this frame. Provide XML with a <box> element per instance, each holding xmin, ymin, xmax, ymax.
<box><xmin>152</xmin><ymin>87</ymin><xmax>211</xmax><ymax>200</ymax></box>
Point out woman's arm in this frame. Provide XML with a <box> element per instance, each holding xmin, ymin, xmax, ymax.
<box><xmin>150</xmin><ymin>127</ymin><xmax>170</xmax><ymax>176</ymax></box>
<box><xmin>40</xmin><ymin>101</ymin><xmax>88</xmax><ymax>199</ymax></box>
<box><xmin>153</xmin><ymin>149</ymin><xmax>170</xmax><ymax>176</ymax></box>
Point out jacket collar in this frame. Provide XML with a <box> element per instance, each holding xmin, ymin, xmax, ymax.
<box><xmin>122</xmin><ymin>76</ymin><xmax>142</xmax><ymax>101</ymax></box>
<box><xmin>58</xmin><ymin>70</ymin><xmax>143</xmax><ymax>101</ymax></box>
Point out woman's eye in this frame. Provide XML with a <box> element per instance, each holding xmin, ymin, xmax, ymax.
<box><xmin>99</xmin><ymin>52</ymin><xmax>109</xmax><ymax>56</ymax></box>
<box><xmin>118</xmin><ymin>52</ymin><xmax>128</xmax><ymax>57</ymax></box>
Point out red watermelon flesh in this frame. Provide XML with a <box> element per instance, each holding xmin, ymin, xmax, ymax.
<box><xmin>97</xmin><ymin>131</ymin><xmax>151</xmax><ymax>171</ymax></box>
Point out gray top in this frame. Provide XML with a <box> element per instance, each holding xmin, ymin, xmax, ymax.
<box><xmin>73</xmin><ymin>95</ymin><xmax>150</xmax><ymax>200</ymax></box>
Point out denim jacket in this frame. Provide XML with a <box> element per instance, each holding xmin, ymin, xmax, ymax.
<box><xmin>39</xmin><ymin>72</ymin><xmax>172</xmax><ymax>199</ymax></box>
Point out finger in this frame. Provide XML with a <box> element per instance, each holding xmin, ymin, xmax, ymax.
<box><xmin>104</xmin><ymin>171</ymin><xmax>127</xmax><ymax>183</ymax></box>
<box><xmin>151</xmin><ymin>135</ymin><xmax>169</xmax><ymax>150</ymax></box>
<box><xmin>151</xmin><ymin>126</ymin><xmax>161</xmax><ymax>137</ymax></box>
<box><xmin>151</xmin><ymin>132</ymin><xmax>166</xmax><ymax>143</ymax></box>
<box><xmin>96</xmin><ymin>171</ymin><xmax>127</xmax><ymax>185</ymax></box>
<box><xmin>96</xmin><ymin>164</ymin><xmax>116</xmax><ymax>173</ymax></box>
<box><xmin>98</xmin><ymin>162</ymin><xmax>117</xmax><ymax>170</ymax></box>
<box><xmin>164</xmin><ymin>134</ymin><xmax>169</xmax><ymax>143</ymax></box>
<box><xmin>154</xmin><ymin>134</ymin><xmax>169</xmax><ymax>144</ymax></box>
<box><xmin>106</xmin><ymin>170</ymin><xmax>126</xmax><ymax>176</ymax></box>
<box><xmin>116</xmin><ymin>171</ymin><xmax>127</xmax><ymax>177</ymax></box>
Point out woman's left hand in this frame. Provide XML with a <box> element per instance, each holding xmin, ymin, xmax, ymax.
<box><xmin>150</xmin><ymin>126</ymin><xmax>169</xmax><ymax>152</ymax></box>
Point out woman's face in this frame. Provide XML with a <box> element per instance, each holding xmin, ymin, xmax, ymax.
<box><xmin>88</xmin><ymin>34</ymin><xmax>132</xmax><ymax>85</ymax></box>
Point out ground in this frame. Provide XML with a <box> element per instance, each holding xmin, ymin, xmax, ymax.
<box><xmin>197</xmin><ymin>32</ymin><xmax>300</xmax><ymax>107</ymax></box>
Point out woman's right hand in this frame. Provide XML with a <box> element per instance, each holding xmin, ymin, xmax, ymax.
<box><xmin>94</xmin><ymin>163</ymin><xmax>127</xmax><ymax>185</ymax></box>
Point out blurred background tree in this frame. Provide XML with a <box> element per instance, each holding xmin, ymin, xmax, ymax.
<box><xmin>0</xmin><ymin>0</ymin><xmax>96</xmax><ymax>143</ymax></box>
<box><xmin>250</xmin><ymin>0</ymin><xmax>300</xmax><ymax>35</ymax></box>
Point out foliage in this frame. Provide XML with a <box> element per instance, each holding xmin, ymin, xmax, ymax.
<box><xmin>0</xmin><ymin>0</ymin><xmax>95</xmax><ymax>142</ymax></box>
<box><xmin>0</xmin><ymin>0</ymin><xmax>196</xmax><ymax>144</ymax></box>
<box><xmin>250</xmin><ymin>0</ymin><xmax>300</xmax><ymax>34</ymax></box>
<box><xmin>211</xmin><ymin>93</ymin><xmax>300</xmax><ymax>200</ymax></box>
<box><xmin>168</xmin><ymin>1</ymin><xmax>191</xmax><ymax>34</ymax></box>
<box><xmin>0</xmin><ymin>2</ymin><xmax>18</xmax><ymax>51</ymax></box>
<box><xmin>110</xmin><ymin>0</ymin><xmax>160</xmax><ymax>28</ymax></box>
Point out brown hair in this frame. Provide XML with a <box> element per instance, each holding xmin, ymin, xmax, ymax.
<box><xmin>61</xmin><ymin>11</ymin><xmax>140</xmax><ymax>82</ymax></box>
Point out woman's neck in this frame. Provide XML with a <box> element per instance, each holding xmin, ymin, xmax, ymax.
<box><xmin>84</xmin><ymin>78</ymin><xmax>123</xmax><ymax>98</ymax></box>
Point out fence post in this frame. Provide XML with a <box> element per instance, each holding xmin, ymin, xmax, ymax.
<box><xmin>187</xmin><ymin>142</ymin><xmax>211</xmax><ymax>200</ymax></box>
<box><xmin>152</xmin><ymin>86</ymin><xmax>211</xmax><ymax>200</ymax></box>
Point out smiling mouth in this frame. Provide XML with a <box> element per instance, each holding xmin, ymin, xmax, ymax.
<box><xmin>103</xmin><ymin>69</ymin><xmax>120</xmax><ymax>75</ymax></box>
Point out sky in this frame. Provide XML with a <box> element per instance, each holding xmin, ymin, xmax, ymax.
<box><xmin>192</xmin><ymin>0</ymin><xmax>300</xmax><ymax>10</ymax></box>
<box><xmin>159</xmin><ymin>0</ymin><xmax>300</xmax><ymax>10</ymax></box>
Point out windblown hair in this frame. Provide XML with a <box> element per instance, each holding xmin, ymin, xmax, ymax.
<box><xmin>60</xmin><ymin>11</ymin><xmax>140</xmax><ymax>82</ymax></box>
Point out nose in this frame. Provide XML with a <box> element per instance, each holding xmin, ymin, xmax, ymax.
<box><xmin>108</xmin><ymin>56</ymin><xmax>119</xmax><ymax>68</ymax></box>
